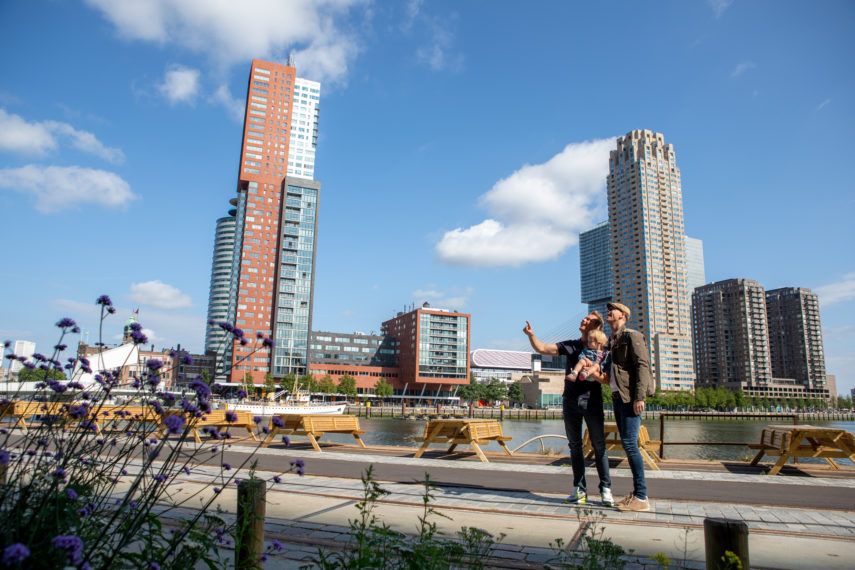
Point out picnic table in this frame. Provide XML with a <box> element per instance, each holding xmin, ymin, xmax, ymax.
<box><xmin>748</xmin><ymin>424</ymin><xmax>855</xmax><ymax>475</ymax></box>
<box><xmin>582</xmin><ymin>422</ymin><xmax>662</xmax><ymax>471</ymax></box>
<box><xmin>261</xmin><ymin>414</ymin><xmax>366</xmax><ymax>452</ymax></box>
<box><xmin>414</xmin><ymin>418</ymin><xmax>513</xmax><ymax>463</ymax></box>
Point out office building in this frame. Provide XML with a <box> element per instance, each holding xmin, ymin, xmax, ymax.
<box><xmin>203</xmin><ymin>58</ymin><xmax>322</xmax><ymax>384</ymax></box>
<box><xmin>606</xmin><ymin>130</ymin><xmax>695</xmax><ymax>391</ymax></box>
<box><xmin>579</xmin><ymin>220</ymin><xmax>612</xmax><ymax>320</ymax></box>
<box><xmin>470</xmin><ymin>349</ymin><xmax>532</xmax><ymax>384</ymax></box>
<box><xmin>691</xmin><ymin>279</ymin><xmax>772</xmax><ymax>389</ymax></box>
<box><xmin>381</xmin><ymin>303</ymin><xmax>470</xmax><ymax>398</ymax></box>
<box><xmin>766</xmin><ymin>287</ymin><xmax>827</xmax><ymax>391</ymax></box>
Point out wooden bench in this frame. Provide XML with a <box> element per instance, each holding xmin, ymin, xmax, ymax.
<box><xmin>414</xmin><ymin>419</ymin><xmax>513</xmax><ymax>463</ymax></box>
<box><xmin>261</xmin><ymin>414</ymin><xmax>365</xmax><ymax>452</ymax></box>
<box><xmin>749</xmin><ymin>424</ymin><xmax>855</xmax><ymax>475</ymax></box>
<box><xmin>168</xmin><ymin>410</ymin><xmax>259</xmax><ymax>443</ymax></box>
<box><xmin>582</xmin><ymin>423</ymin><xmax>661</xmax><ymax>471</ymax></box>
<box><xmin>1</xmin><ymin>400</ymin><xmax>117</xmax><ymax>434</ymax></box>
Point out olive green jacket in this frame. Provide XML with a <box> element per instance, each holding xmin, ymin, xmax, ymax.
<box><xmin>608</xmin><ymin>326</ymin><xmax>653</xmax><ymax>404</ymax></box>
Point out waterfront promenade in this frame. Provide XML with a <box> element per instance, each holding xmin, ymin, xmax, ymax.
<box><xmin>191</xmin><ymin>440</ymin><xmax>855</xmax><ymax>569</ymax></box>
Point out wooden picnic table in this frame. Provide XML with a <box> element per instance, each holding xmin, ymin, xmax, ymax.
<box><xmin>582</xmin><ymin>422</ymin><xmax>662</xmax><ymax>471</ymax></box>
<box><xmin>261</xmin><ymin>414</ymin><xmax>366</xmax><ymax>452</ymax></box>
<box><xmin>414</xmin><ymin>418</ymin><xmax>513</xmax><ymax>463</ymax></box>
<box><xmin>749</xmin><ymin>424</ymin><xmax>855</xmax><ymax>475</ymax></box>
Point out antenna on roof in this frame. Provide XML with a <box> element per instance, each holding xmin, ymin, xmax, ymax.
<box><xmin>287</xmin><ymin>53</ymin><xmax>296</xmax><ymax>67</ymax></box>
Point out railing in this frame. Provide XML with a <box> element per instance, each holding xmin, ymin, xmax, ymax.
<box><xmin>657</xmin><ymin>412</ymin><xmax>798</xmax><ymax>459</ymax></box>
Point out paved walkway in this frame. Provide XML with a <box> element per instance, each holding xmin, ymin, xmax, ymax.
<box><xmin>172</xmin><ymin>444</ymin><xmax>855</xmax><ymax>569</ymax></box>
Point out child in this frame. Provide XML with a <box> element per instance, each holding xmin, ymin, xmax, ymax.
<box><xmin>567</xmin><ymin>329</ymin><xmax>608</xmax><ymax>382</ymax></box>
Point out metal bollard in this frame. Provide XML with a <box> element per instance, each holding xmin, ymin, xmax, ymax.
<box><xmin>236</xmin><ymin>479</ymin><xmax>267</xmax><ymax>569</ymax></box>
<box><xmin>704</xmin><ymin>517</ymin><xmax>749</xmax><ymax>569</ymax></box>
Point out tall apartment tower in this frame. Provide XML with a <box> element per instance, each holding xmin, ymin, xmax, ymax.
<box><xmin>606</xmin><ymin>130</ymin><xmax>695</xmax><ymax>391</ymax></box>
<box><xmin>205</xmin><ymin>58</ymin><xmax>322</xmax><ymax>384</ymax></box>
<box><xmin>684</xmin><ymin>236</ymin><xmax>706</xmax><ymax>294</ymax></box>
<box><xmin>691</xmin><ymin>279</ymin><xmax>772</xmax><ymax>389</ymax></box>
<box><xmin>381</xmin><ymin>303</ymin><xmax>471</xmax><ymax>396</ymax></box>
<box><xmin>579</xmin><ymin>220</ymin><xmax>612</xmax><ymax>320</ymax></box>
<box><xmin>765</xmin><ymin>287</ymin><xmax>827</xmax><ymax>391</ymax></box>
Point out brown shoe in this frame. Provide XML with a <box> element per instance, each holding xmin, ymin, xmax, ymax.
<box><xmin>617</xmin><ymin>496</ymin><xmax>650</xmax><ymax>512</ymax></box>
<box><xmin>618</xmin><ymin>494</ymin><xmax>634</xmax><ymax>506</ymax></box>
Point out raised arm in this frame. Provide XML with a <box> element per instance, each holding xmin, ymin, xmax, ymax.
<box><xmin>523</xmin><ymin>321</ymin><xmax>559</xmax><ymax>356</ymax></box>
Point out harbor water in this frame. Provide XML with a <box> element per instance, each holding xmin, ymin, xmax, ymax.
<box><xmin>312</xmin><ymin>417</ymin><xmax>855</xmax><ymax>464</ymax></box>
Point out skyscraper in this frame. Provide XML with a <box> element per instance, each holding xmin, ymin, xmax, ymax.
<box><xmin>684</xmin><ymin>236</ymin><xmax>706</xmax><ymax>294</ymax></box>
<box><xmin>205</xmin><ymin>213</ymin><xmax>236</xmax><ymax>362</ymax></box>
<box><xmin>692</xmin><ymin>279</ymin><xmax>772</xmax><ymax>389</ymax></box>
<box><xmin>579</xmin><ymin>220</ymin><xmax>612</xmax><ymax>320</ymax></box>
<box><xmin>606</xmin><ymin>130</ymin><xmax>695</xmax><ymax>391</ymax></box>
<box><xmin>765</xmin><ymin>287</ymin><xmax>827</xmax><ymax>391</ymax></box>
<box><xmin>205</xmin><ymin>58</ymin><xmax>321</xmax><ymax>384</ymax></box>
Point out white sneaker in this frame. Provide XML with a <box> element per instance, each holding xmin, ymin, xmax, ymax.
<box><xmin>564</xmin><ymin>487</ymin><xmax>587</xmax><ymax>504</ymax></box>
<box><xmin>601</xmin><ymin>488</ymin><xmax>615</xmax><ymax>507</ymax></box>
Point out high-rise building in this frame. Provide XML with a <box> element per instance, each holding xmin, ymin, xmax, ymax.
<box><xmin>205</xmin><ymin>213</ymin><xmax>237</xmax><ymax>360</ymax></box>
<box><xmin>606</xmin><ymin>130</ymin><xmax>695</xmax><ymax>391</ymax></box>
<box><xmin>579</xmin><ymin>220</ymin><xmax>612</xmax><ymax>320</ymax></box>
<box><xmin>381</xmin><ymin>303</ymin><xmax>470</xmax><ymax>397</ymax></box>
<box><xmin>684</xmin><ymin>236</ymin><xmax>706</xmax><ymax>294</ymax></box>
<box><xmin>765</xmin><ymin>287</ymin><xmax>827</xmax><ymax>391</ymax></box>
<box><xmin>9</xmin><ymin>340</ymin><xmax>35</xmax><ymax>374</ymax></box>
<box><xmin>205</xmin><ymin>58</ymin><xmax>322</xmax><ymax>384</ymax></box>
<box><xmin>691</xmin><ymin>279</ymin><xmax>772</xmax><ymax>389</ymax></box>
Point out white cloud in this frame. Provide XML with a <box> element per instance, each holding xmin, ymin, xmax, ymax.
<box><xmin>211</xmin><ymin>84</ymin><xmax>245</xmax><ymax>122</ymax></box>
<box><xmin>731</xmin><ymin>61</ymin><xmax>756</xmax><ymax>78</ymax></box>
<box><xmin>815</xmin><ymin>273</ymin><xmax>855</xmax><ymax>306</ymax></box>
<box><xmin>85</xmin><ymin>0</ymin><xmax>366</xmax><ymax>85</ymax></box>
<box><xmin>416</xmin><ymin>23</ymin><xmax>462</xmax><ymax>72</ymax></box>
<box><xmin>816</xmin><ymin>98</ymin><xmax>831</xmax><ymax>112</ymax></box>
<box><xmin>708</xmin><ymin>0</ymin><xmax>734</xmax><ymax>19</ymax></box>
<box><xmin>0</xmin><ymin>109</ymin><xmax>124</xmax><ymax>163</ymax></box>
<box><xmin>158</xmin><ymin>65</ymin><xmax>200</xmax><ymax>104</ymax></box>
<box><xmin>435</xmin><ymin>138</ymin><xmax>615</xmax><ymax>267</ymax></box>
<box><xmin>412</xmin><ymin>286</ymin><xmax>473</xmax><ymax>310</ymax></box>
<box><xmin>127</xmin><ymin>280</ymin><xmax>193</xmax><ymax>310</ymax></box>
<box><xmin>0</xmin><ymin>165</ymin><xmax>137</xmax><ymax>213</ymax></box>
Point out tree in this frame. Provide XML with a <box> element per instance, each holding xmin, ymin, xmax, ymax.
<box><xmin>242</xmin><ymin>372</ymin><xmax>254</xmax><ymax>395</ymax></box>
<box><xmin>374</xmin><ymin>377</ymin><xmax>394</xmax><ymax>400</ymax></box>
<box><xmin>317</xmin><ymin>374</ymin><xmax>336</xmax><ymax>394</ymax></box>
<box><xmin>507</xmin><ymin>381</ymin><xmax>523</xmax><ymax>404</ymax></box>
<box><xmin>299</xmin><ymin>373</ymin><xmax>317</xmax><ymax>393</ymax></box>
<box><xmin>18</xmin><ymin>367</ymin><xmax>66</xmax><ymax>382</ymax></box>
<box><xmin>337</xmin><ymin>375</ymin><xmax>357</xmax><ymax>398</ymax></box>
<box><xmin>278</xmin><ymin>373</ymin><xmax>296</xmax><ymax>393</ymax></box>
<box><xmin>482</xmin><ymin>378</ymin><xmax>508</xmax><ymax>405</ymax></box>
<box><xmin>264</xmin><ymin>373</ymin><xmax>277</xmax><ymax>394</ymax></box>
<box><xmin>456</xmin><ymin>381</ymin><xmax>483</xmax><ymax>404</ymax></box>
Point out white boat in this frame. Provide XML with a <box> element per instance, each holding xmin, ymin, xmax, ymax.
<box><xmin>227</xmin><ymin>401</ymin><xmax>346</xmax><ymax>415</ymax></box>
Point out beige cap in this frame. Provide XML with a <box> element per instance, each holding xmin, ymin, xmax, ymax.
<box><xmin>607</xmin><ymin>302</ymin><xmax>631</xmax><ymax>319</ymax></box>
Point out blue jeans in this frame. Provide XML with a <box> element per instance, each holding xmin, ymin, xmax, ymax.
<box><xmin>562</xmin><ymin>393</ymin><xmax>611</xmax><ymax>494</ymax></box>
<box><xmin>613</xmin><ymin>396</ymin><xmax>647</xmax><ymax>500</ymax></box>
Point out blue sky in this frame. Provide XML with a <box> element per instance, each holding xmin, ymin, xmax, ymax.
<box><xmin>1</xmin><ymin>1</ymin><xmax>853</xmax><ymax>395</ymax></box>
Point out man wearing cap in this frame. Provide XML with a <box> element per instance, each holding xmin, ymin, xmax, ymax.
<box><xmin>600</xmin><ymin>301</ymin><xmax>653</xmax><ymax>512</ymax></box>
<box><xmin>523</xmin><ymin>314</ymin><xmax>613</xmax><ymax>507</ymax></box>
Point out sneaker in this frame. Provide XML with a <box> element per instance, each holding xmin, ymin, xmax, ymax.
<box><xmin>564</xmin><ymin>487</ymin><xmax>587</xmax><ymax>504</ymax></box>
<box><xmin>601</xmin><ymin>488</ymin><xmax>615</xmax><ymax>507</ymax></box>
<box><xmin>617</xmin><ymin>496</ymin><xmax>650</xmax><ymax>512</ymax></box>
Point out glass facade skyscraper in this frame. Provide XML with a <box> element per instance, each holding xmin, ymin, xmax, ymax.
<box><xmin>606</xmin><ymin>130</ymin><xmax>695</xmax><ymax>391</ymax></box>
<box><xmin>579</xmin><ymin>220</ymin><xmax>612</xmax><ymax>320</ymax></box>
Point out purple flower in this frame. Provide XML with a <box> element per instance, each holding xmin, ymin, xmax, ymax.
<box><xmin>146</xmin><ymin>359</ymin><xmax>163</xmax><ymax>372</ymax></box>
<box><xmin>54</xmin><ymin>344</ymin><xmax>67</xmax><ymax>351</ymax></box>
<box><xmin>282</xmin><ymin>436</ymin><xmax>291</xmax><ymax>446</ymax></box>
<box><xmin>233</xmin><ymin>327</ymin><xmax>245</xmax><ymax>339</ymax></box>
<box><xmin>52</xmin><ymin>468</ymin><xmax>67</xmax><ymax>481</ymax></box>
<box><xmin>107</xmin><ymin>307</ymin><xmax>116</xmax><ymax>314</ymax></box>
<box><xmin>253</xmin><ymin>416</ymin><xmax>263</xmax><ymax>424</ymax></box>
<box><xmin>0</xmin><ymin>451</ymin><xmax>10</xmax><ymax>465</ymax></box>
<box><xmin>55</xmin><ymin>318</ymin><xmax>77</xmax><ymax>329</ymax></box>
<box><xmin>180</xmin><ymin>354</ymin><xmax>193</xmax><ymax>365</ymax></box>
<box><xmin>66</xmin><ymin>488</ymin><xmax>78</xmax><ymax>500</ymax></box>
<box><xmin>131</xmin><ymin>330</ymin><xmax>148</xmax><ymax>345</ymax></box>
<box><xmin>273</xmin><ymin>476</ymin><xmax>281</xmax><ymax>484</ymax></box>
<box><xmin>189</xmin><ymin>378</ymin><xmax>212</xmax><ymax>398</ymax></box>
<box><xmin>154</xmin><ymin>474</ymin><xmax>167</xmax><ymax>484</ymax></box>
<box><xmin>262</xmin><ymin>336</ymin><xmax>274</xmax><ymax>348</ymax></box>
<box><xmin>164</xmin><ymin>414</ymin><xmax>185</xmax><ymax>434</ymax></box>
<box><xmin>183</xmin><ymin>466</ymin><xmax>191</xmax><ymax>475</ymax></box>
<box><xmin>51</xmin><ymin>535</ymin><xmax>84</xmax><ymax>566</ymax></box>
<box><xmin>271</xmin><ymin>416</ymin><xmax>284</xmax><ymax>428</ymax></box>
<box><xmin>269</xmin><ymin>539</ymin><xmax>284</xmax><ymax>552</ymax></box>
<box><xmin>236</xmin><ymin>389</ymin><xmax>248</xmax><ymax>400</ymax></box>
<box><xmin>262</xmin><ymin>426</ymin><xmax>270</xmax><ymax>434</ymax></box>
<box><xmin>150</xmin><ymin>563</ymin><xmax>161</xmax><ymax>570</ymax></box>
<box><xmin>213</xmin><ymin>487</ymin><xmax>222</xmax><ymax>494</ymax></box>
<box><xmin>2</xmin><ymin>543</ymin><xmax>30</xmax><ymax>565</ymax></box>
<box><xmin>96</xmin><ymin>295</ymin><xmax>113</xmax><ymax>306</ymax></box>
<box><xmin>222</xmin><ymin>463</ymin><xmax>231</xmax><ymax>470</ymax></box>
<box><xmin>225</xmin><ymin>411</ymin><xmax>237</xmax><ymax>423</ymax></box>
<box><xmin>71</xmin><ymin>326</ymin><xmax>80</xmax><ymax>333</ymax></box>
